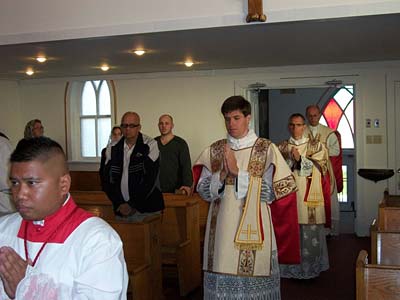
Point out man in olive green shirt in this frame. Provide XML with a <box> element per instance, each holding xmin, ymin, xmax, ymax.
<box><xmin>155</xmin><ymin>114</ymin><xmax>193</xmax><ymax>195</ymax></box>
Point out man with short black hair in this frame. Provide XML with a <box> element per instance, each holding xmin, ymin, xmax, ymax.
<box><xmin>194</xmin><ymin>95</ymin><xmax>299</xmax><ymax>299</ymax></box>
<box><xmin>0</xmin><ymin>137</ymin><xmax>128</xmax><ymax>299</ymax></box>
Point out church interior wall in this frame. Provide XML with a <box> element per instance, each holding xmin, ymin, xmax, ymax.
<box><xmin>2</xmin><ymin>60</ymin><xmax>400</xmax><ymax>236</ymax></box>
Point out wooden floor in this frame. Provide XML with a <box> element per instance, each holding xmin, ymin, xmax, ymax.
<box><xmin>163</xmin><ymin>234</ymin><xmax>370</xmax><ymax>300</ymax></box>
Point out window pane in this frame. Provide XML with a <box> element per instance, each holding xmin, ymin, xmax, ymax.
<box><xmin>81</xmin><ymin>82</ymin><xmax>96</xmax><ymax>116</ymax></box>
<box><xmin>338</xmin><ymin>118</ymin><xmax>354</xmax><ymax>149</ymax></box>
<box><xmin>98</xmin><ymin>118</ymin><xmax>111</xmax><ymax>155</ymax></box>
<box><xmin>344</xmin><ymin>102</ymin><xmax>354</xmax><ymax>134</ymax></box>
<box><xmin>323</xmin><ymin>98</ymin><xmax>343</xmax><ymax>131</ymax></box>
<box><xmin>81</xmin><ymin>118</ymin><xmax>96</xmax><ymax>157</ymax></box>
<box><xmin>93</xmin><ymin>80</ymin><xmax>101</xmax><ymax>89</ymax></box>
<box><xmin>333</xmin><ymin>88</ymin><xmax>353</xmax><ymax>110</ymax></box>
<box><xmin>320</xmin><ymin>116</ymin><xmax>328</xmax><ymax>126</ymax></box>
<box><xmin>338</xmin><ymin>165</ymin><xmax>348</xmax><ymax>203</ymax></box>
<box><xmin>99</xmin><ymin>82</ymin><xmax>111</xmax><ymax>115</ymax></box>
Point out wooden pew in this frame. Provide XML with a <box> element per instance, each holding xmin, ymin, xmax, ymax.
<box><xmin>108</xmin><ymin>218</ymin><xmax>154</xmax><ymax>300</ymax></box>
<box><xmin>161</xmin><ymin>193</ymin><xmax>201</xmax><ymax>296</ymax></box>
<box><xmin>356</xmin><ymin>250</ymin><xmax>400</xmax><ymax>300</ymax></box>
<box><xmin>378</xmin><ymin>191</ymin><xmax>400</xmax><ymax>231</ymax></box>
<box><xmin>370</xmin><ymin>219</ymin><xmax>400</xmax><ymax>265</ymax></box>
<box><xmin>70</xmin><ymin>170</ymin><xmax>102</xmax><ymax>191</ymax></box>
<box><xmin>70</xmin><ymin>191</ymin><xmax>115</xmax><ymax>220</ymax></box>
<box><xmin>71</xmin><ymin>191</ymin><xmax>163</xmax><ymax>300</ymax></box>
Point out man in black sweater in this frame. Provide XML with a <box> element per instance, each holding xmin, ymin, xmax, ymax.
<box><xmin>102</xmin><ymin>111</ymin><xmax>164</xmax><ymax>220</ymax></box>
<box><xmin>155</xmin><ymin>114</ymin><xmax>193</xmax><ymax>195</ymax></box>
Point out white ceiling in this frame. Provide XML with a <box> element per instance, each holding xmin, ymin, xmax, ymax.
<box><xmin>1</xmin><ymin>13</ymin><xmax>400</xmax><ymax>80</ymax></box>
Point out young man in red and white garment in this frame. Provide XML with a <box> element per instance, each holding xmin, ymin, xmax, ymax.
<box><xmin>305</xmin><ymin>105</ymin><xmax>343</xmax><ymax>236</ymax></box>
<box><xmin>278</xmin><ymin>113</ymin><xmax>330</xmax><ymax>279</ymax></box>
<box><xmin>0</xmin><ymin>137</ymin><xmax>128</xmax><ymax>299</ymax></box>
<box><xmin>194</xmin><ymin>96</ymin><xmax>299</xmax><ymax>299</ymax></box>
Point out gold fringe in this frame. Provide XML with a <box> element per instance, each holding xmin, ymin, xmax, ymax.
<box><xmin>234</xmin><ymin>243</ymin><xmax>263</xmax><ymax>251</ymax></box>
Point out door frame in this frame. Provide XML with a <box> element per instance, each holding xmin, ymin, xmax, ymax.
<box><xmin>387</xmin><ymin>71</ymin><xmax>400</xmax><ymax>194</ymax></box>
<box><xmin>235</xmin><ymin>74</ymin><xmax>361</xmax><ymax>233</ymax></box>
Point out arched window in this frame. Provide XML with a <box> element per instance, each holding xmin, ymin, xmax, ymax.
<box><xmin>67</xmin><ymin>80</ymin><xmax>116</xmax><ymax>162</ymax></box>
<box><xmin>319</xmin><ymin>85</ymin><xmax>355</xmax><ymax>149</ymax></box>
<box><xmin>319</xmin><ymin>85</ymin><xmax>355</xmax><ymax>204</ymax></box>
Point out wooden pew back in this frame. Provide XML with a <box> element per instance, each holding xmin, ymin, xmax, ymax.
<box><xmin>161</xmin><ymin>193</ymin><xmax>201</xmax><ymax>296</ymax></box>
<box><xmin>70</xmin><ymin>191</ymin><xmax>115</xmax><ymax>220</ymax></box>
<box><xmin>70</xmin><ymin>171</ymin><xmax>102</xmax><ymax>191</ymax></box>
<box><xmin>108</xmin><ymin>218</ymin><xmax>152</xmax><ymax>266</ymax></box>
<box><xmin>371</xmin><ymin>220</ymin><xmax>400</xmax><ymax>265</ymax></box>
<box><xmin>378</xmin><ymin>192</ymin><xmax>400</xmax><ymax>231</ymax></box>
<box><xmin>356</xmin><ymin>250</ymin><xmax>400</xmax><ymax>300</ymax></box>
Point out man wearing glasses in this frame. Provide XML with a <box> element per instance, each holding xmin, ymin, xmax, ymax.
<box><xmin>102</xmin><ymin>111</ymin><xmax>164</xmax><ymax>221</ymax></box>
<box><xmin>278</xmin><ymin>113</ymin><xmax>330</xmax><ymax>279</ymax></box>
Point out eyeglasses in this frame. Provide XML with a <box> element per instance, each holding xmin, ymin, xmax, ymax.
<box><xmin>289</xmin><ymin>123</ymin><xmax>305</xmax><ymax>127</ymax></box>
<box><xmin>120</xmin><ymin>123</ymin><xmax>140</xmax><ymax>129</ymax></box>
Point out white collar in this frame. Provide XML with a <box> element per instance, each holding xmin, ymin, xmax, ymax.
<box><xmin>227</xmin><ymin>129</ymin><xmax>258</xmax><ymax>150</ymax></box>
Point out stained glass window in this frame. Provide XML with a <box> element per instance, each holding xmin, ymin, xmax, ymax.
<box><xmin>319</xmin><ymin>85</ymin><xmax>355</xmax><ymax>149</ymax></box>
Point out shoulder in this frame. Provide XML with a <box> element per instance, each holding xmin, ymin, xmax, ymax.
<box><xmin>142</xmin><ymin>133</ymin><xmax>157</xmax><ymax>145</ymax></box>
<box><xmin>0</xmin><ymin>137</ymin><xmax>12</xmax><ymax>152</ymax></box>
<box><xmin>173</xmin><ymin>136</ymin><xmax>189</xmax><ymax>146</ymax></box>
<box><xmin>0</xmin><ymin>213</ymin><xmax>22</xmax><ymax>237</ymax></box>
<box><xmin>318</xmin><ymin>124</ymin><xmax>334</xmax><ymax>134</ymax></box>
<box><xmin>75</xmin><ymin>217</ymin><xmax>122</xmax><ymax>243</ymax></box>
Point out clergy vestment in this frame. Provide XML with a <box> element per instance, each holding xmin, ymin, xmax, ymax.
<box><xmin>0</xmin><ymin>195</ymin><xmax>128</xmax><ymax>299</ymax></box>
<box><xmin>304</xmin><ymin>124</ymin><xmax>342</xmax><ymax>236</ymax></box>
<box><xmin>278</xmin><ymin>136</ymin><xmax>330</xmax><ymax>279</ymax></box>
<box><xmin>195</xmin><ymin>130</ymin><xmax>298</xmax><ymax>299</ymax></box>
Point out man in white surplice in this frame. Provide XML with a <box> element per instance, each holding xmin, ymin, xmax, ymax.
<box><xmin>194</xmin><ymin>96</ymin><xmax>297</xmax><ymax>300</ymax></box>
<box><xmin>0</xmin><ymin>137</ymin><xmax>128</xmax><ymax>299</ymax></box>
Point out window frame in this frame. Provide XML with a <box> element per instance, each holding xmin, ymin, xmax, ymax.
<box><xmin>65</xmin><ymin>80</ymin><xmax>117</xmax><ymax>163</ymax></box>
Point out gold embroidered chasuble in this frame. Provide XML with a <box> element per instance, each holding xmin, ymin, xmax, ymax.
<box><xmin>196</xmin><ymin>136</ymin><xmax>296</xmax><ymax>277</ymax></box>
<box><xmin>279</xmin><ymin>137</ymin><xmax>329</xmax><ymax>224</ymax></box>
<box><xmin>304</xmin><ymin>125</ymin><xmax>337</xmax><ymax>193</ymax></box>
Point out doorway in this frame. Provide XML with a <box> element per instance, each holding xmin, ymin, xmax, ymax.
<box><xmin>248</xmin><ymin>85</ymin><xmax>356</xmax><ymax>233</ymax></box>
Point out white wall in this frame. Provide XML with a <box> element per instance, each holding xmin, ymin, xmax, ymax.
<box><xmin>1</xmin><ymin>0</ymin><xmax>399</xmax><ymax>45</ymax></box>
<box><xmin>0</xmin><ymin>80</ymin><xmax>22</xmax><ymax>147</ymax></box>
<box><xmin>6</xmin><ymin>60</ymin><xmax>400</xmax><ymax>236</ymax></box>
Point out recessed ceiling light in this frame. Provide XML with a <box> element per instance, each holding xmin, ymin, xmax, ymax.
<box><xmin>36</xmin><ymin>56</ymin><xmax>47</xmax><ymax>63</ymax></box>
<box><xmin>133</xmin><ymin>50</ymin><xmax>145</xmax><ymax>56</ymax></box>
<box><xmin>26</xmin><ymin>68</ymin><xmax>34</xmax><ymax>76</ymax></box>
<box><xmin>100</xmin><ymin>64</ymin><xmax>110</xmax><ymax>71</ymax></box>
<box><xmin>184</xmin><ymin>61</ymin><xmax>194</xmax><ymax>67</ymax></box>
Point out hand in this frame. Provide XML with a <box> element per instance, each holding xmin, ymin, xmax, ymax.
<box><xmin>224</xmin><ymin>145</ymin><xmax>239</xmax><ymax>177</ymax></box>
<box><xmin>118</xmin><ymin>203</ymin><xmax>135</xmax><ymax>216</ymax></box>
<box><xmin>0</xmin><ymin>246</ymin><xmax>29</xmax><ymax>299</ymax></box>
<box><xmin>179</xmin><ymin>186</ymin><xmax>192</xmax><ymax>196</ymax></box>
<box><xmin>291</xmin><ymin>147</ymin><xmax>301</xmax><ymax>162</ymax></box>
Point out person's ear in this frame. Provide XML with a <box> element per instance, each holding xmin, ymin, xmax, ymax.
<box><xmin>60</xmin><ymin>174</ymin><xmax>71</xmax><ymax>195</ymax></box>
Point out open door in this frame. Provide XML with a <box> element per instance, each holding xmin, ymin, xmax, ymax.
<box><xmin>249</xmin><ymin>85</ymin><xmax>356</xmax><ymax>233</ymax></box>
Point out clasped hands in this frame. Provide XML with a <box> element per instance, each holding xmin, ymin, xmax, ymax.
<box><xmin>117</xmin><ymin>203</ymin><xmax>137</xmax><ymax>216</ymax></box>
<box><xmin>291</xmin><ymin>147</ymin><xmax>301</xmax><ymax>162</ymax></box>
<box><xmin>220</xmin><ymin>144</ymin><xmax>239</xmax><ymax>182</ymax></box>
<box><xmin>0</xmin><ymin>246</ymin><xmax>30</xmax><ymax>299</ymax></box>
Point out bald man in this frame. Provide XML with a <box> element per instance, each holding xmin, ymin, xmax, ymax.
<box><xmin>155</xmin><ymin>114</ymin><xmax>193</xmax><ymax>195</ymax></box>
<box><xmin>305</xmin><ymin>105</ymin><xmax>342</xmax><ymax>236</ymax></box>
<box><xmin>103</xmin><ymin>112</ymin><xmax>164</xmax><ymax>221</ymax></box>
<box><xmin>0</xmin><ymin>137</ymin><xmax>128</xmax><ymax>299</ymax></box>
